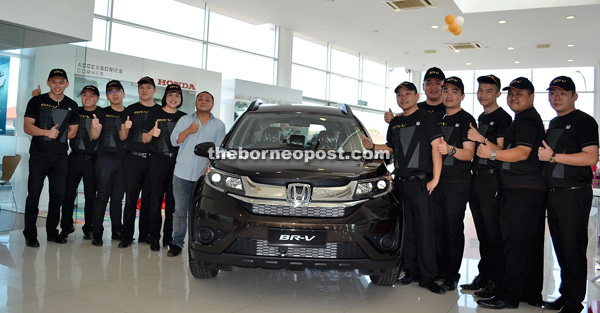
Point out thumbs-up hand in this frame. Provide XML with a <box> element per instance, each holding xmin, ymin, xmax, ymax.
<box><xmin>92</xmin><ymin>114</ymin><xmax>102</xmax><ymax>131</ymax></box>
<box><xmin>32</xmin><ymin>85</ymin><xmax>42</xmax><ymax>97</ymax></box>
<box><xmin>438</xmin><ymin>137</ymin><xmax>449</xmax><ymax>155</ymax></box>
<box><xmin>384</xmin><ymin>108</ymin><xmax>394</xmax><ymax>123</ymax></box>
<box><xmin>124</xmin><ymin>115</ymin><xmax>132</xmax><ymax>129</ymax></box>
<box><xmin>47</xmin><ymin>123</ymin><xmax>59</xmax><ymax>139</ymax></box>
<box><xmin>187</xmin><ymin>120</ymin><xmax>199</xmax><ymax>134</ymax></box>
<box><xmin>467</xmin><ymin>122</ymin><xmax>484</xmax><ymax>143</ymax></box>
<box><xmin>361</xmin><ymin>133</ymin><xmax>374</xmax><ymax>150</ymax></box>
<box><xmin>151</xmin><ymin>121</ymin><xmax>161</xmax><ymax>137</ymax></box>
<box><xmin>537</xmin><ymin>140</ymin><xmax>553</xmax><ymax>162</ymax></box>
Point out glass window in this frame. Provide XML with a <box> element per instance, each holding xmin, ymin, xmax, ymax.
<box><xmin>534</xmin><ymin>94</ymin><xmax>557</xmax><ymax>122</ymax></box>
<box><xmin>361</xmin><ymin>82</ymin><xmax>385</xmax><ymax>111</ymax></box>
<box><xmin>362</xmin><ymin>58</ymin><xmax>386</xmax><ymax>85</ymax></box>
<box><xmin>73</xmin><ymin>18</ymin><xmax>107</xmax><ymax>51</ymax></box>
<box><xmin>207</xmin><ymin>45</ymin><xmax>274</xmax><ymax>85</ymax></box>
<box><xmin>532</xmin><ymin>67</ymin><xmax>594</xmax><ymax>93</ymax></box>
<box><xmin>113</xmin><ymin>0</ymin><xmax>204</xmax><ymax>39</ymax></box>
<box><xmin>94</xmin><ymin>0</ymin><xmax>110</xmax><ymax>16</ymax></box>
<box><xmin>292</xmin><ymin>37</ymin><xmax>327</xmax><ymax>70</ymax></box>
<box><xmin>331</xmin><ymin>48</ymin><xmax>358</xmax><ymax>78</ymax></box>
<box><xmin>110</xmin><ymin>23</ymin><xmax>204</xmax><ymax>69</ymax></box>
<box><xmin>388</xmin><ymin>67</ymin><xmax>409</xmax><ymax>87</ymax></box>
<box><xmin>291</xmin><ymin>64</ymin><xmax>326</xmax><ymax>99</ymax></box>
<box><xmin>208</xmin><ymin>12</ymin><xmax>275</xmax><ymax>57</ymax></box>
<box><xmin>354</xmin><ymin>110</ymin><xmax>388</xmax><ymax>145</ymax></box>
<box><xmin>330</xmin><ymin>74</ymin><xmax>358</xmax><ymax>105</ymax></box>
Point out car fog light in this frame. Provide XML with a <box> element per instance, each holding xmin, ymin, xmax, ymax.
<box><xmin>198</xmin><ymin>227</ymin><xmax>215</xmax><ymax>244</ymax></box>
<box><xmin>379</xmin><ymin>235</ymin><xmax>396</xmax><ymax>250</ymax></box>
<box><xmin>376</xmin><ymin>180</ymin><xmax>387</xmax><ymax>190</ymax></box>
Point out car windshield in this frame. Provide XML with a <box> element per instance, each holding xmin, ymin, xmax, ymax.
<box><xmin>225</xmin><ymin>112</ymin><xmax>368</xmax><ymax>153</ymax></box>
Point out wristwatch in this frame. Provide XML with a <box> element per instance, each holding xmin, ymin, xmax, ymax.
<box><xmin>549</xmin><ymin>152</ymin><xmax>557</xmax><ymax>163</ymax></box>
<box><xmin>448</xmin><ymin>145</ymin><xmax>457</xmax><ymax>156</ymax></box>
<box><xmin>489</xmin><ymin>150</ymin><xmax>497</xmax><ymax>161</ymax></box>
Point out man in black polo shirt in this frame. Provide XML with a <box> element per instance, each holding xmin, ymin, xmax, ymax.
<box><xmin>362</xmin><ymin>81</ymin><xmax>444</xmax><ymax>294</ymax></box>
<box><xmin>433</xmin><ymin>76</ymin><xmax>476</xmax><ymax>291</ymax></box>
<box><xmin>477</xmin><ymin>77</ymin><xmax>546</xmax><ymax>310</ymax></box>
<box><xmin>385</xmin><ymin>67</ymin><xmax>445</xmax><ymax>122</ymax></box>
<box><xmin>59</xmin><ymin>85</ymin><xmax>105</xmax><ymax>241</ymax></box>
<box><xmin>537</xmin><ymin>76</ymin><xmax>598</xmax><ymax>313</ymax></box>
<box><xmin>23</xmin><ymin>68</ymin><xmax>79</xmax><ymax>247</ymax></box>
<box><xmin>118</xmin><ymin>76</ymin><xmax>159</xmax><ymax>248</ymax></box>
<box><xmin>461</xmin><ymin>75</ymin><xmax>512</xmax><ymax>295</ymax></box>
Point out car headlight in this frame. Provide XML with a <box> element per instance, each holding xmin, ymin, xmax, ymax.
<box><xmin>353</xmin><ymin>175</ymin><xmax>391</xmax><ymax>199</ymax></box>
<box><xmin>205</xmin><ymin>167</ymin><xmax>244</xmax><ymax>194</ymax></box>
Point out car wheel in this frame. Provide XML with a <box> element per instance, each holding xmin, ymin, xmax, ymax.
<box><xmin>369</xmin><ymin>264</ymin><xmax>401</xmax><ymax>286</ymax></box>
<box><xmin>188</xmin><ymin>246</ymin><xmax>219</xmax><ymax>279</ymax></box>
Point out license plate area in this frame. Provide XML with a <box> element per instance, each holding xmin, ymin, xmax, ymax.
<box><xmin>268</xmin><ymin>229</ymin><xmax>327</xmax><ymax>247</ymax></box>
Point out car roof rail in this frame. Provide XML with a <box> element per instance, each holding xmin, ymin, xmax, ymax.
<box><xmin>247</xmin><ymin>99</ymin><xmax>263</xmax><ymax>111</ymax></box>
<box><xmin>334</xmin><ymin>102</ymin><xmax>353</xmax><ymax>115</ymax></box>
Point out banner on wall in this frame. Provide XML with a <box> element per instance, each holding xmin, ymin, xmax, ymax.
<box><xmin>0</xmin><ymin>56</ymin><xmax>10</xmax><ymax>135</ymax></box>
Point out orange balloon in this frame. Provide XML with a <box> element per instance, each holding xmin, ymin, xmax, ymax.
<box><xmin>445</xmin><ymin>15</ymin><xmax>455</xmax><ymax>24</ymax></box>
<box><xmin>452</xmin><ymin>27</ymin><xmax>462</xmax><ymax>35</ymax></box>
<box><xmin>449</xmin><ymin>23</ymin><xmax>459</xmax><ymax>33</ymax></box>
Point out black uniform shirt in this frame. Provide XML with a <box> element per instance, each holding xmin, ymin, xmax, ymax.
<box><xmin>24</xmin><ymin>93</ymin><xmax>79</xmax><ymax>156</ymax></box>
<box><xmin>418</xmin><ymin>101</ymin><xmax>445</xmax><ymax>121</ymax></box>
<box><xmin>386</xmin><ymin>109</ymin><xmax>443</xmax><ymax>177</ymax></box>
<box><xmin>123</xmin><ymin>102</ymin><xmax>159</xmax><ymax>153</ymax></box>
<box><xmin>142</xmin><ymin>108</ymin><xmax>186</xmax><ymax>154</ymax></box>
<box><xmin>97</xmin><ymin>106</ymin><xmax>126</xmax><ymax>159</ymax></box>
<box><xmin>543</xmin><ymin>110</ymin><xmax>599</xmax><ymax>188</ymax></box>
<box><xmin>500</xmin><ymin>107</ymin><xmax>546</xmax><ymax>190</ymax></box>
<box><xmin>70</xmin><ymin>106</ymin><xmax>105</xmax><ymax>155</ymax></box>
<box><xmin>472</xmin><ymin>107</ymin><xmax>513</xmax><ymax>171</ymax></box>
<box><xmin>439</xmin><ymin>109</ymin><xmax>477</xmax><ymax>181</ymax></box>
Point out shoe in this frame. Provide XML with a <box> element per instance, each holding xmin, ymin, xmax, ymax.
<box><xmin>460</xmin><ymin>275</ymin><xmax>488</xmax><ymax>290</ymax></box>
<box><xmin>475</xmin><ymin>281</ymin><xmax>499</xmax><ymax>298</ymax></box>
<box><xmin>167</xmin><ymin>245</ymin><xmax>182</xmax><ymax>257</ymax></box>
<box><xmin>524</xmin><ymin>298</ymin><xmax>543</xmax><ymax>308</ymax></box>
<box><xmin>112</xmin><ymin>231</ymin><xmax>123</xmax><ymax>240</ymax></box>
<box><xmin>434</xmin><ymin>273</ymin><xmax>447</xmax><ymax>281</ymax></box>
<box><xmin>48</xmin><ymin>236</ymin><xmax>67</xmax><ymax>244</ymax></box>
<box><xmin>544</xmin><ymin>298</ymin><xmax>563</xmax><ymax>310</ymax></box>
<box><xmin>26</xmin><ymin>238</ymin><xmax>40</xmax><ymax>248</ymax></box>
<box><xmin>477</xmin><ymin>296</ymin><xmax>517</xmax><ymax>309</ymax></box>
<box><xmin>163</xmin><ymin>238</ymin><xmax>172</xmax><ymax>248</ymax></box>
<box><xmin>138</xmin><ymin>233</ymin><xmax>151</xmax><ymax>244</ymax></box>
<box><xmin>399</xmin><ymin>274</ymin><xmax>416</xmax><ymax>285</ymax></box>
<box><xmin>59</xmin><ymin>226</ymin><xmax>75</xmax><ymax>239</ymax></box>
<box><xmin>91</xmin><ymin>236</ymin><xmax>103</xmax><ymax>246</ymax></box>
<box><xmin>118</xmin><ymin>239</ymin><xmax>133</xmax><ymax>248</ymax></box>
<box><xmin>441</xmin><ymin>279</ymin><xmax>458</xmax><ymax>291</ymax></box>
<box><xmin>420</xmin><ymin>281</ymin><xmax>445</xmax><ymax>294</ymax></box>
<box><xmin>83</xmin><ymin>231</ymin><xmax>93</xmax><ymax>240</ymax></box>
<box><xmin>150</xmin><ymin>240</ymin><xmax>160</xmax><ymax>251</ymax></box>
<box><xmin>558</xmin><ymin>306</ymin><xmax>582</xmax><ymax>313</ymax></box>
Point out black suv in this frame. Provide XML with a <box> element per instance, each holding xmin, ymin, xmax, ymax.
<box><xmin>190</xmin><ymin>101</ymin><xmax>402</xmax><ymax>286</ymax></box>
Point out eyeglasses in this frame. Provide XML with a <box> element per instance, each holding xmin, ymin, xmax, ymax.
<box><xmin>107</xmin><ymin>89</ymin><xmax>122</xmax><ymax>95</ymax></box>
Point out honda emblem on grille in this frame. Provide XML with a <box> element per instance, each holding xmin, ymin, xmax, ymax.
<box><xmin>286</xmin><ymin>183</ymin><xmax>312</xmax><ymax>206</ymax></box>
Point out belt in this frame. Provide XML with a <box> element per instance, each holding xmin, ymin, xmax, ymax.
<box><xmin>473</xmin><ymin>169</ymin><xmax>498</xmax><ymax>176</ymax></box>
<box><xmin>128</xmin><ymin>151</ymin><xmax>150</xmax><ymax>158</ymax></box>
<box><xmin>155</xmin><ymin>152</ymin><xmax>176</xmax><ymax>158</ymax></box>
<box><xmin>72</xmin><ymin>153</ymin><xmax>96</xmax><ymax>160</ymax></box>
<box><xmin>549</xmin><ymin>184</ymin><xmax>590</xmax><ymax>192</ymax></box>
<box><xmin>398</xmin><ymin>173</ymin><xmax>432</xmax><ymax>182</ymax></box>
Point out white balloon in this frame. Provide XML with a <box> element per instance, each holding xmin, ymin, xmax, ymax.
<box><xmin>455</xmin><ymin>16</ymin><xmax>465</xmax><ymax>26</ymax></box>
<box><xmin>442</xmin><ymin>24</ymin><xmax>450</xmax><ymax>33</ymax></box>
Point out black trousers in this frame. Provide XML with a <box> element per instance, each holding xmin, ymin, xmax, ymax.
<box><xmin>547</xmin><ymin>187</ymin><xmax>592</xmax><ymax>312</ymax></box>
<box><xmin>432</xmin><ymin>179</ymin><xmax>472</xmax><ymax>282</ymax></box>
<box><xmin>61</xmin><ymin>152</ymin><xmax>97</xmax><ymax>234</ymax></box>
<box><xmin>92</xmin><ymin>157</ymin><xmax>125</xmax><ymax>237</ymax></box>
<box><xmin>147</xmin><ymin>154</ymin><xmax>176</xmax><ymax>244</ymax></box>
<box><xmin>469</xmin><ymin>173</ymin><xmax>504</xmax><ymax>283</ymax></box>
<box><xmin>122</xmin><ymin>153</ymin><xmax>151</xmax><ymax>241</ymax></box>
<box><xmin>397</xmin><ymin>179</ymin><xmax>437</xmax><ymax>284</ymax></box>
<box><xmin>497</xmin><ymin>188</ymin><xmax>546</xmax><ymax>306</ymax></box>
<box><xmin>23</xmin><ymin>154</ymin><xmax>68</xmax><ymax>239</ymax></box>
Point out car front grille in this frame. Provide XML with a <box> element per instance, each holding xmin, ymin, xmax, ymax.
<box><xmin>225</xmin><ymin>238</ymin><xmax>367</xmax><ymax>259</ymax></box>
<box><xmin>251</xmin><ymin>204</ymin><xmax>346</xmax><ymax>218</ymax></box>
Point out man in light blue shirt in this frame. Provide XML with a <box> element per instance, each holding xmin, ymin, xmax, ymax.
<box><xmin>167</xmin><ymin>91</ymin><xmax>226</xmax><ymax>257</ymax></box>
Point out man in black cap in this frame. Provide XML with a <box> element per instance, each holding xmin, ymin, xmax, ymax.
<box><xmin>476</xmin><ymin>77</ymin><xmax>546</xmax><ymax>310</ymax></box>
<box><xmin>23</xmin><ymin>68</ymin><xmax>80</xmax><ymax>247</ymax></box>
<box><xmin>385</xmin><ymin>67</ymin><xmax>445</xmax><ymax>123</ymax></box>
<box><xmin>362</xmin><ymin>81</ymin><xmax>445</xmax><ymax>294</ymax></box>
<box><xmin>433</xmin><ymin>76</ymin><xmax>476</xmax><ymax>291</ymax></box>
<box><xmin>537</xmin><ymin>76</ymin><xmax>598</xmax><ymax>313</ymax></box>
<box><xmin>461</xmin><ymin>75</ymin><xmax>512</xmax><ymax>295</ymax></box>
<box><xmin>118</xmin><ymin>76</ymin><xmax>159</xmax><ymax>248</ymax></box>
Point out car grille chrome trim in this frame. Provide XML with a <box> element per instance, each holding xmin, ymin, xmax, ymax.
<box><xmin>252</xmin><ymin>203</ymin><xmax>346</xmax><ymax>217</ymax></box>
<box><xmin>224</xmin><ymin>238</ymin><xmax>368</xmax><ymax>259</ymax></box>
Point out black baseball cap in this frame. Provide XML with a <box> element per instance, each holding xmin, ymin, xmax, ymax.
<box><xmin>80</xmin><ymin>85</ymin><xmax>99</xmax><ymax>97</ymax></box>
<box><xmin>137</xmin><ymin>76</ymin><xmax>156</xmax><ymax>87</ymax></box>
<box><xmin>547</xmin><ymin>76</ymin><xmax>576</xmax><ymax>92</ymax></box>
<box><xmin>477</xmin><ymin>75</ymin><xmax>501</xmax><ymax>89</ymax></box>
<box><xmin>423</xmin><ymin>67</ymin><xmax>445</xmax><ymax>82</ymax></box>
<box><xmin>48</xmin><ymin>68</ymin><xmax>68</xmax><ymax>81</ymax></box>
<box><xmin>502</xmin><ymin>77</ymin><xmax>534</xmax><ymax>92</ymax></box>
<box><xmin>106</xmin><ymin>80</ymin><xmax>124</xmax><ymax>91</ymax></box>
<box><xmin>165</xmin><ymin>83</ymin><xmax>182</xmax><ymax>94</ymax></box>
<box><xmin>394</xmin><ymin>81</ymin><xmax>417</xmax><ymax>93</ymax></box>
<box><xmin>442</xmin><ymin>76</ymin><xmax>464</xmax><ymax>94</ymax></box>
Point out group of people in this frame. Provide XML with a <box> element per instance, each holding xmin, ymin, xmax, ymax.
<box><xmin>22</xmin><ymin>68</ymin><xmax>225</xmax><ymax>258</ymax></box>
<box><xmin>363</xmin><ymin>67</ymin><xmax>598</xmax><ymax>313</ymax></box>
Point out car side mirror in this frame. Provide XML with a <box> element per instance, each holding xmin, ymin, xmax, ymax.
<box><xmin>194</xmin><ymin>142</ymin><xmax>216</xmax><ymax>159</ymax></box>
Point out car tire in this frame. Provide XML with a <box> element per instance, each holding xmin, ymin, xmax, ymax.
<box><xmin>189</xmin><ymin>246</ymin><xmax>219</xmax><ymax>279</ymax></box>
<box><xmin>369</xmin><ymin>264</ymin><xmax>401</xmax><ymax>286</ymax></box>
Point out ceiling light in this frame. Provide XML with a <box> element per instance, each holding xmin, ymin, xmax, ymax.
<box><xmin>567</xmin><ymin>44</ymin><xmax>574</xmax><ymax>47</ymax></box>
<box><xmin>431</xmin><ymin>25</ymin><xmax>439</xmax><ymax>29</ymax></box>
<box><xmin>514</xmin><ymin>61</ymin><xmax>520</xmax><ymax>64</ymax></box>
<box><xmin>454</xmin><ymin>50</ymin><xmax>460</xmax><ymax>53</ymax></box>
<box><xmin>498</xmin><ymin>20</ymin><xmax>507</xmax><ymax>24</ymax></box>
<box><xmin>507</xmin><ymin>47</ymin><xmax>514</xmax><ymax>50</ymax></box>
<box><xmin>567</xmin><ymin>59</ymin><xmax>574</xmax><ymax>62</ymax></box>
<box><xmin>466</xmin><ymin>62</ymin><xmax>471</xmax><ymax>65</ymax></box>
<box><xmin>566</xmin><ymin>15</ymin><xmax>575</xmax><ymax>19</ymax></box>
